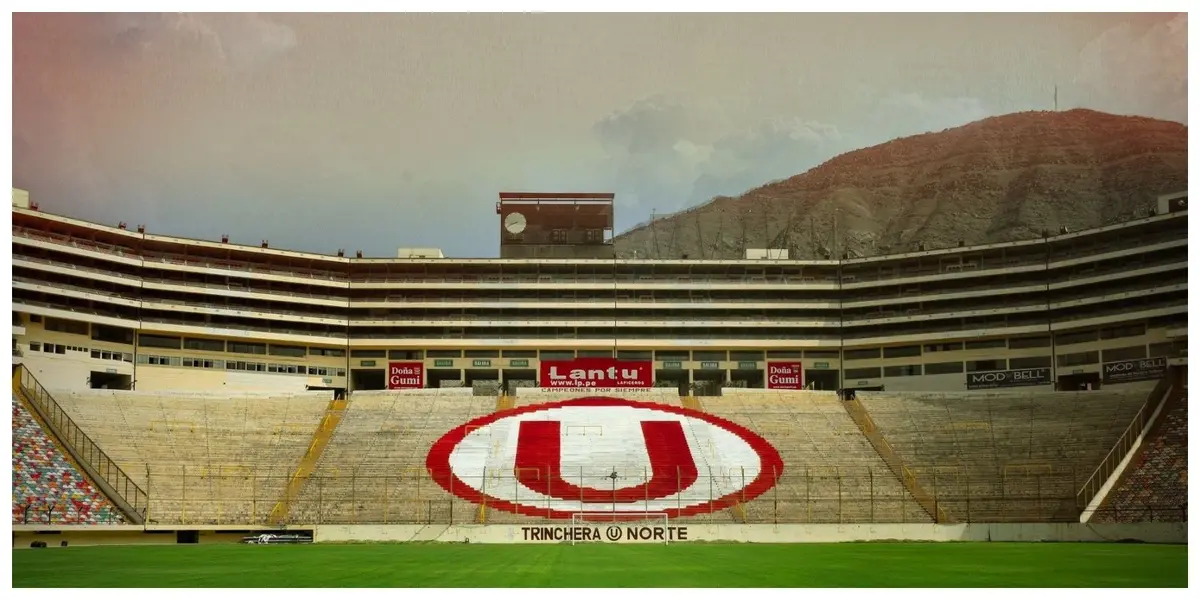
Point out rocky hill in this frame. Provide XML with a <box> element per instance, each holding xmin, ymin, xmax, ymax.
<box><xmin>612</xmin><ymin>109</ymin><xmax>1188</xmax><ymax>260</ymax></box>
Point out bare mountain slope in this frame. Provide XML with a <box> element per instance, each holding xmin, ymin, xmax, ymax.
<box><xmin>613</xmin><ymin>109</ymin><xmax>1187</xmax><ymax>260</ymax></box>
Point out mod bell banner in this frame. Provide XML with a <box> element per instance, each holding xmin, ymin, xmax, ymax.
<box><xmin>966</xmin><ymin>367</ymin><xmax>1051</xmax><ymax>390</ymax></box>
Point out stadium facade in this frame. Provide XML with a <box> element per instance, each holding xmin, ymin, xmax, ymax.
<box><xmin>11</xmin><ymin>188</ymin><xmax>1188</xmax><ymax>397</ymax></box>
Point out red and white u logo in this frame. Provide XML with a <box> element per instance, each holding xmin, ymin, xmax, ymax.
<box><xmin>427</xmin><ymin>397</ymin><xmax>784</xmax><ymax>519</ymax></box>
<box><xmin>515</xmin><ymin>420</ymin><xmax>700</xmax><ymax>502</ymax></box>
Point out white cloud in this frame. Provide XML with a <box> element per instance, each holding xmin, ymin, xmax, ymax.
<box><xmin>592</xmin><ymin>93</ymin><xmax>988</xmax><ymax>226</ymax></box>
<box><xmin>689</xmin><ymin>117</ymin><xmax>843</xmax><ymax>203</ymax></box>
<box><xmin>1071</xmin><ymin>13</ymin><xmax>1186</xmax><ymax>124</ymax></box>
<box><xmin>861</xmin><ymin>92</ymin><xmax>991</xmax><ymax>145</ymax></box>
<box><xmin>104</xmin><ymin>13</ymin><xmax>298</xmax><ymax>70</ymax></box>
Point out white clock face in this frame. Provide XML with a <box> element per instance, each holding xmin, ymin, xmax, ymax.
<box><xmin>504</xmin><ymin>211</ymin><xmax>527</xmax><ymax>234</ymax></box>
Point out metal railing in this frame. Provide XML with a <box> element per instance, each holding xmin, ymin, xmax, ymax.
<box><xmin>14</xmin><ymin>222</ymin><xmax>1186</xmax><ymax>286</ymax></box>
<box><xmin>12</xmin><ymin>471</ymin><xmax>1185</xmax><ymax>527</ymax></box>
<box><xmin>16</xmin><ymin>367</ymin><xmax>149</xmax><ymax>523</ymax></box>
<box><xmin>1076</xmin><ymin>368</ymin><xmax>1177</xmax><ymax>510</ymax></box>
<box><xmin>60</xmin><ymin>465</ymin><xmax>1188</xmax><ymax>527</ymax></box>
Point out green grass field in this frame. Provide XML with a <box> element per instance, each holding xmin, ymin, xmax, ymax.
<box><xmin>11</xmin><ymin>542</ymin><xmax>1187</xmax><ymax>587</ymax></box>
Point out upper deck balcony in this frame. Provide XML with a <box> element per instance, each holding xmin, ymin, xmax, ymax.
<box><xmin>12</xmin><ymin>208</ymin><xmax>351</xmax><ymax>288</ymax></box>
<box><xmin>839</xmin><ymin>212</ymin><xmax>1185</xmax><ymax>289</ymax></box>
<box><xmin>11</xmin><ymin>199</ymin><xmax>1187</xmax><ymax>304</ymax></box>
<box><xmin>347</xmin><ymin>260</ymin><xmax>843</xmax><ymax>290</ymax></box>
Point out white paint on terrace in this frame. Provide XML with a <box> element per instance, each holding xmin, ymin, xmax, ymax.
<box><xmin>448</xmin><ymin>406</ymin><xmax>766</xmax><ymax>512</ymax></box>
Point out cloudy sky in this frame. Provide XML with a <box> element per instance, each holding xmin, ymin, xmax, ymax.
<box><xmin>12</xmin><ymin>13</ymin><xmax>1187</xmax><ymax>257</ymax></box>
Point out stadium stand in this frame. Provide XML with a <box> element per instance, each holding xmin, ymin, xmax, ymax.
<box><xmin>49</xmin><ymin>389</ymin><xmax>330</xmax><ymax>524</ymax></box>
<box><xmin>856</xmin><ymin>389</ymin><xmax>1151</xmax><ymax>522</ymax></box>
<box><xmin>698</xmin><ymin>391</ymin><xmax>932</xmax><ymax>523</ymax></box>
<box><xmin>1094</xmin><ymin>393</ymin><xmax>1187</xmax><ymax>523</ymax></box>
<box><xmin>9</xmin><ymin>188</ymin><xmax>1190</xmax><ymax>527</ymax></box>
<box><xmin>288</xmin><ymin>390</ymin><xmax>496</xmax><ymax>524</ymax></box>
<box><xmin>12</xmin><ymin>394</ymin><xmax>124</xmax><ymax>525</ymax></box>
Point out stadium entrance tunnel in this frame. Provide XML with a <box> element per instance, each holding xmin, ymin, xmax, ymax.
<box><xmin>654</xmin><ymin>369</ymin><xmax>690</xmax><ymax>395</ymax></box>
<box><xmin>427</xmin><ymin>369</ymin><xmax>462</xmax><ymax>388</ymax></box>
<box><xmin>464</xmin><ymin>369</ymin><xmax>500</xmax><ymax>386</ymax></box>
<box><xmin>692</xmin><ymin>373</ymin><xmax>723</xmax><ymax>396</ymax></box>
<box><xmin>89</xmin><ymin>370</ymin><xmax>131</xmax><ymax>390</ymax></box>
<box><xmin>806</xmin><ymin>370</ymin><xmax>839</xmax><ymax>391</ymax></box>
<box><xmin>729</xmin><ymin>368</ymin><xmax>764</xmax><ymax>388</ymax></box>
<box><xmin>307</xmin><ymin>385</ymin><xmax>346</xmax><ymax>399</ymax></box>
<box><xmin>1057</xmin><ymin>372</ymin><xmax>1101</xmax><ymax>391</ymax></box>
<box><xmin>502</xmin><ymin>369</ymin><xmax>537</xmax><ymax>392</ymax></box>
<box><xmin>843</xmin><ymin>385</ymin><xmax>884</xmax><ymax>396</ymax></box>
<box><xmin>351</xmin><ymin>369</ymin><xmax>386</xmax><ymax>391</ymax></box>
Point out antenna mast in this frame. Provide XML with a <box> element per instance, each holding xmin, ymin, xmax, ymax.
<box><xmin>650</xmin><ymin>209</ymin><xmax>662</xmax><ymax>259</ymax></box>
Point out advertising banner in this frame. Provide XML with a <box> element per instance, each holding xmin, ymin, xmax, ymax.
<box><xmin>966</xmin><ymin>367</ymin><xmax>1051</xmax><ymax>390</ymax></box>
<box><xmin>766</xmin><ymin>362</ymin><xmax>804</xmax><ymax>389</ymax></box>
<box><xmin>1101</xmin><ymin>357</ymin><xmax>1167</xmax><ymax>384</ymax></box>
<box><xmin>388</xmin><ymin>362</ymin><xmax>425</xmax><ymax>390</ymax></box>
<box><xmin>538</xmin><ymin>358</ymin><xmax>653</xmax><ymax>389</ymax></box>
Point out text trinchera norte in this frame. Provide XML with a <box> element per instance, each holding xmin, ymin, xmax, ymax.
<box><xmin>519</xmin><ymin>525</ymin><xmax>689</xmax><ymax>542</ymax></box>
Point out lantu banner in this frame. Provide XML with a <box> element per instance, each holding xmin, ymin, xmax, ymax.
<box><xmin>966</xmin><ymin>367</ymin><xmax>1051</xmax><ymax>390</ymax></box>
<box><xmin>538</xmin><ymin>358</ymin><xmax>653</xmax><ymax>389</ymax></box>
<box><xmin>1101</xmin><ymin>357</ymin><xmax>1167</xmax><ymax>384</ymax></box>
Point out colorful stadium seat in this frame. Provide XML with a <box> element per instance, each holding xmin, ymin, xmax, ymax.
<box><xmin>1096</xmin><ymin>394</ymin><xmax>1188</xmax><ymax>523</ymax></box>
<box><xmin>11</xmin><ymin>394</ymin><xmax>124</xmax><ymax>525</ymax></box>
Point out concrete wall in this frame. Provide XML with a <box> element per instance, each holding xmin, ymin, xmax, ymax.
<box><xmin>311</xmin><ymin>522</ymin><xmax>1187</xmax><ymax>545</ymax></box>
<box><xmin>17</xmin><ymin>323</ymin><xmax>135</xmax><ymax>392</ymax></box>
<box><xmin>22</xmin><ymin>352</ymin><xmax>134</xmax><ymax>392</ymax></box>
<box><xmin>881</xmin><ymin>373</ymin><xmax>968</xmax><ymax>392</ymax></box>
<box><xmin>12</xmin><ymin>525</ymin><xmax>253</xmax><ymax>548</ymax></box>
<box><xmin>135</xmin><ymin>367</ymin><xmax>308</xmax><ymax>393</ymax></box>
<box><xmin>13</xmin><ymin>522</ymin><xmax>1185</xmax><ymax>547</ymax></box>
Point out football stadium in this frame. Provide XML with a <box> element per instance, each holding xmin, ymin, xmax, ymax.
<box><xmin>9</xmin><ymin>187</ymin><xmax>1188</xmax><ymax>587</ymax></box>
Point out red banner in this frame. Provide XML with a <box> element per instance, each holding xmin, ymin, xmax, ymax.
<box><xmin>388</xmin><ymin>362</ymin><xmax>424</xmax><ymax>390</ymax></box>
<box><xmin>539</xmin><ymin>358</ymin><xmax>653</xmax><ymax>389</ymax></box>
<box><xmin>766</xmin><ymin>362</ymin><xmax>804</xmax><ymax>390</ymax></box>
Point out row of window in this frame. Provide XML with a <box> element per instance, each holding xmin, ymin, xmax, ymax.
<box><xmin>44</xmin><ymin>317</ymin><xmax>89</xmax><ymax>336</ymax></box>
<box><xmin>27</xmin><ymin>341</ymin><xmax>134</xmax><ymax>363</ymax></box>
<box><xmin>844</xmin><ymin>356</ymin><xmax>1048</xmax><ymax>380</ymax></box>
<box><xmin>23</xmin><ymin>316</ymin><xmax>353</xmax><ymax>358</ymax></box>
<box><xmin>841</xmin><ymin>342</ymin><xmax>1180</xmax><ymax>380</ymax></box>
<box><xmin>841</xmin><ymin>358</ymin><xmax>1045</xmax><ymax>380</ymax></box>
<box><xmin>135</xmin><ymin>334</ymin><xmax>347</xmax><ymax>357</ymax></box>
<box><xmin>842</xmin><ymin>325</ymin><xmax>1150</xmax><ymax>361</ymax></box>
<box><xmin>350</xmin><ymin>348</ymin><xmax>829</xmax><ymax>361</ymax></box>
<box><xmin>135</xmin><ymin>354</ymin><xmax>347</xmax><ymax>377</ymax></box>
<box><xmin>24</xmin><ymin>337</ymin><xmax>1173</xmax><ymax>367</ymax></box>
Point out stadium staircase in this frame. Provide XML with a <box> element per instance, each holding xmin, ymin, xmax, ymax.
<box><xmin>841</xmin><ymin>397</ymin><xmax>950</xmax><ymax>523</ymax></box>
<box><xmin>496</xmin><ymin>395</ymin><xmax>515</xmax><ymax>411</ymax></box>
<box><xmin>269</xmin><ymin>394</ymin><xmax>349</xmax><ymax>525</ymax></box>
<box><xmin>684</xmin><ymin>394</ymin><xmax>769</xmax><ymax>524</ymax></box>
<box><xmin>11</xmin><ymin>365</ymin><xmax>148</xmax><ymax>524</ymax></box>
<box><xmin>473</xmin><ymin>395</ymin><xmax>518</xmax><ymax>523</ymax></box>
